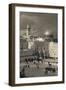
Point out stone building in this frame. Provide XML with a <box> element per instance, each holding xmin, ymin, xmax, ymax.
<box><xmin>20</xmin><ymin>25</ymin><xmax>58</xmax><ymax>62</ymax></box>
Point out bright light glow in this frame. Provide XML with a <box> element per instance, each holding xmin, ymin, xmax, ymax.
<box><xmin>36</xmin><ymin>37</ymin><xmax>44</xmax><ymax>42</ymax></box>
<box><xmin>45</xmin><ymin>31</ymin><xmax>50</xmax><ymax>35</ymax></box>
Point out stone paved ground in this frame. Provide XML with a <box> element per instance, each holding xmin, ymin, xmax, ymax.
<box><xmin>20</xmin><ymin>59</ymin><xmax>58</xmax><ymax>78</ymax></box>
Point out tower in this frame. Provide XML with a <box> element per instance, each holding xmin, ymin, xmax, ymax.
<box><xmin>26</xmin><ymin>24</ymin><xmax>31</xmax><ymax>37</ymax></box>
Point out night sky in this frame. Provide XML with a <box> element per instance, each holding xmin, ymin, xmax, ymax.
<box><xmin>20</xmin><ymin>12</ymin><xmax>58</xmax><ymax>39</ymax></box>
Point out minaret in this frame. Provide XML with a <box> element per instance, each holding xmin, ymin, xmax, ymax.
<box><xmin>26</xmin><ymin>24</ymin><xmax>31</xmax><ymax>37</ymax></box>
<box><xmin>26</xmin><ymin>24</ymin><xmax>31</xmax><ymax>49</ymax></box>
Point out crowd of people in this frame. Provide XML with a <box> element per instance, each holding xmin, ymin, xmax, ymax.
<box><xmin>24</xmin><ymin>47</ymin><xmax>46</xmax><ymax>63</ymax></box>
